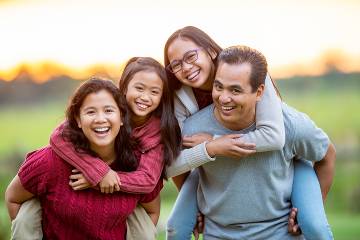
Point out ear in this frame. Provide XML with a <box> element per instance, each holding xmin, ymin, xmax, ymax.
<box><xmin>207</xmin><ymin>47</ymin><xmax>218</xmax><ymax>60</ymax></box>
<box><xmin>76</xmin><ymin>116</ymin><xmax>82</xmax><ymax>128</ymax></box>
<box><xmin>255</xmin><ymin>84</ymin><xmax>265</xmax><ymax>102</ymax></box>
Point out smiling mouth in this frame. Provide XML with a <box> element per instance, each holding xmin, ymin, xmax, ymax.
<box><xmin>186</xmin><ymin>70</ymin><xmax>200</xmax><ymax>81</ymax></box>
<box><xmin>136</xmin><ymin>102</ymin><xmax>150</xmax><ymax>110</ymax></box>
<box><xmin>93</xmin><ymin>127</ymin><xmax>110</xmax><ymax>134</ymax></box>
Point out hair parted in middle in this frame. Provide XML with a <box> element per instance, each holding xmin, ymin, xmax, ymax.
<box><xmin>119</xmin><ymin>57</ymin><xmax>182</xmax><ymax>175</ymax></box>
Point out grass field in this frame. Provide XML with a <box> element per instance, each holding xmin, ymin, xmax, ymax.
<box><xmin>0</xmin><ymin>88</ymin><xmax>359</xmax><ymax>239</ymax></box>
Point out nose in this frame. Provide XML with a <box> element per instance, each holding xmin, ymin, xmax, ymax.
<box><xmin>94</xmin><ymin>112</ymin><xmax>107</xmax><ymax>123</ymax></box>
<box><xmin>139</xmin><ymin>92</ymin><xmax>151</xmax><ymax>102</ymax></box>
<box><xmin>219</xmin><ymin>91</ymin><xmax>231</xmax><ymax>104</ymax></box>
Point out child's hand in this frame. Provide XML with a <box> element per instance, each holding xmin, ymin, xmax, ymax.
<box><xmin>99</xmin><ymin>169</ymin><xmax>121</xmax><ymax>194</ymax></box>
<box><xmin>205</xmin><ymin>134</ymin><xmax>256</xmax><ymax>158</ymax></box>
<box><xmin>183</xmin><ymin>133</ymin><xmax>213</xmax><ymax>148</ymax></box>
<box><xmin>288</xmin><ymin>207</ymin><xmax>302</xmax><ymax>235</ymax></box>
<box><xmin>69</xmin><ymin>169</ymin><xmax>92</xmax><ymax>190</ymax></box>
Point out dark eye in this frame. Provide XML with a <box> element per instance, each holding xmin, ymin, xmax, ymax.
<box><xmin>214</xmin><ymin>83</ymin><xmax>222</xmax><ymax>91</ymax></box>
<box><xmin>152</xmin><ymin>90</ymin><xmax>160</xmax><ymax>95</ymax></box>
<box><xmin>105</xmin><ymin>108</ymin><xmax>115</xmax><ymax>113</ymax></box>
<box><xmin>86</xmin><ymin>110</ymin><xmax>95</xmax><ymax>115</ymax></box>
<box><xmin>170</xmin><ymin>61</ymin><xmax>181</xmax><ymax>72</ymax></box>
<box><xmin>232</xmin><ymin>88</ymin><xmax>242</xmax><ymax>94</ymax></box>
<box><xmin>135</xmin><ymin>86</ymin><xmax>144</xmax><ymax>91</ymax></box>
<box><xmin>185</xmin><ymin>51</ymin><xmax>197</xmax><ymax>63</ymax></box>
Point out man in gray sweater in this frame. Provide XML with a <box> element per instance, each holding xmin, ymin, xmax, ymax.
<box><xmin>182</xmin><ymin>45</ymin><xmax>336</xmax><ymax>239</ymax></box>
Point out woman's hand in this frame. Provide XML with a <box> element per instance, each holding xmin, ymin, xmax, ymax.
<box><xmin>205</xmin><ymin>134</ymin><xmax>256</xmax><ymax>158</ymax></box>
<box><xmin>183</xmin><ymin>133</ymin><xmax>213</xmax><ymax>148</ymax></box>
<box><xmin>69</xmin><ymin>169</ymin><xmax>92</xmax><ymax>191</ymax></box>
<box><xmin>98</xmin><ymin>169</ymin><xmax>121</xmax><ymax>194</ymax></box>
<box><xmin>288</xmin><ymin>207</ymin><xmax>302</xmax><ymax>235</ymax></box>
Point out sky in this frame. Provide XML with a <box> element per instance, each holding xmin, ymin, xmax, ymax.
<box><xmin>1</xmin><ymin>0</ymin><xmax>360</xmax><ymax>81</ymax></box>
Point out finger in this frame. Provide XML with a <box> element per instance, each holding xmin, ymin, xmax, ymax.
<box><xmin>115</xmin><ymin>183</ymin><xmax>120</xmax><ymax>191</ymax></box>
<box><xmin>69</xmin><ymin>180</ymin><xmax>81</xmax><ymax>188</ymax></box>
<box><xmin>231</xmin><ymin>148</ymin><xmax>256</xmax><ymax>157</ymax></box>
<box><xmin>235</xmin><ymin>141</ymin><xmax>256</xmax><ymax>150</ymax></box>
<box><xmin>72</xmin><ymin>169</ymin><xmax>80</xmax><ymax>173</ymax></box>
<box><xmin>193</xmin><ymin>229</ymin><xmax>199</xmax><ymax>240</ymax></box>
<box><xmin>109</xmin><ymin>185</ymin><xmax>114</xmax><ymax>194</ymax></box>
<box><xmin>288</xmin><ymin>218</ymin><xmax>294</xmax><ymax>232</ymax></box>
<box><xmin>69</xmin><ymin>174</ymin><xmax>82</xmax><ymax>180</ymax></box>
<box><xmin>182</xmin><ymin>141</ymin><xmax>195</xmax><ymax>147</ymax></box>
<box><xmin>226</xmin><ymin>134</ymin><xmax>244</xmax><ymax>139</ymax></box>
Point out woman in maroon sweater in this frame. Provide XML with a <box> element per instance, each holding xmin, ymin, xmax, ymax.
<box><xmin>5</xmin><ymin>78</ymin><xmax>162</xmax><ymax>239</ymax></box>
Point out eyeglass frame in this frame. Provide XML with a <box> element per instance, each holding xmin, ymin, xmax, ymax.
<box><xmin>166</xmin><ymin>49</ymin><xmax>201</xmax><ymax>74</ymax></box>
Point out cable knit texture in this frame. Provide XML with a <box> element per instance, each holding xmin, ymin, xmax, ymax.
<box><xmin>18</xmin><ymin>146</ymin><xmax>162</xmax><ymax>240</ymax></box>
<box><xmin>50</xmin><ymin>116</ymin><xmax>164</xmax><ymax>193</ymax></box>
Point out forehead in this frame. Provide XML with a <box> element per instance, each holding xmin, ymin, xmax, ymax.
<box><xmin>130</xmin><ymin>71</ymin><xmax>163</xmax><ymax>88</ymax></box>
<box><xmin>167</xmin><ymin>38</ymin><xmax>199</xmax><ymax>60</ymax></box>
<box><xmin>81</xmin><ymin>90</ymin><xmax>117</xmax><ymax>107</ymax></box>
<box><xmin>215</xmin><ymin>63</ymin><xmax>252</xmax><ymax>87</ymax></box>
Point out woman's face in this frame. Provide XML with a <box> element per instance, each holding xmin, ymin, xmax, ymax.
<box><xmin>76</xmin><ymin>89</ymin><xmax>122</xmax><ymax>155</ymax></box>
<box><xmin>167</xmin><ymin>38</ymin><xmax>215</xmax><ymax>90</ymax></box>
<box><xmin>125</xmin><ymin>71</ymin><xmax>163</xmax><ymax>126</ymax></box>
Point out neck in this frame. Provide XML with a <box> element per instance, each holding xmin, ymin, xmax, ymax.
<box><xmin>92</xmin><ymin>145</ymin><xmax>116</xmax><ymax>165</ymax></box>
<box><xmin>199</xmin><ymin>78</ymin><xmax>213</xmax><ymax>91</ymax></box>
<box><xmin>131</xmin><ymin>113</ymin><xmax>151</xmax><ymax>128</ymax></box>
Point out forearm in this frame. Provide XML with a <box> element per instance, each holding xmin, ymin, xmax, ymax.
<box><xmin>241</xmin><ymin>75</ymin><xmax>285</xmax><ymax>151</ymax></box>
<box><xmin>141</xmin><ymin>195</ymin><xmax>161</xmax><ymax>225</ymax></box>
<box><xmin>117</xmin><ymin>147</ymin><xmax>164</xmax><ymax>194</ymax></box>
<box><xmin>50</xmin><ymin>123</ymin><xmax>110</xmax><ymax>185</ymax></box>
<box><xmin>166</xmin><ymin>143</ymin><xmax>215</xmax><ymax>178</ymax></box>
<box><xmin>314</xmin><ymin>143</ymin><xmax>336</xmax><ymax>201</ymax></box>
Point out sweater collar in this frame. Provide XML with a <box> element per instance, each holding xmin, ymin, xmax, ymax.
<box><xmin>131</xmin><ymin>116</ymin><xmax>162</xmax><ymax>152</ymax></box>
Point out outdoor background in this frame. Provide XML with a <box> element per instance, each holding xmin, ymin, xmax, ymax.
<box><xmin>0</xmin><ymin>0</ymin><xmax>359</xmax><ymax>239</ymax></box>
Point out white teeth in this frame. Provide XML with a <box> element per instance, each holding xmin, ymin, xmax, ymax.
<box><xmin>137</xmin><ymin>103</ymin><xmax>149</xmax><ymax>109</ymax></box>
<box><xmin>222</xmin><ymin>106</ymin><xmax>234</xmax><ymax>111</ymax></box>
<box><xmin>187</xmin><ymin>70</ymin><xmax>199</xmax><ymax>80</ymax></box>
<box><xmin>94</xmin><ymin>127</ymin><xmax>110</xmax><ymax>133</ymax></box>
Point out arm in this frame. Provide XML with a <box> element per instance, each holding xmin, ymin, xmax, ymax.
<box><xmin>140</xmin><ymin>195</ymin><xmax>161</xmax><ymax>225</ymax></box>
<box><xmin>5</xmin><ymin>175</ymin><xmax>34</xmax><ymax>220</ymax></box>
<box><xmin>114</xmin><ymin>145</ymin><xmax>164</xmax><ymax>193</ymax></box>
<box><xmin>51</xmin><ymin>123</ymin><xmax>163</xmax><ymax>194</ymax></box>
<box><xmin>240</xmin><ymin>74</ymin><xmax>285</xmax><ymax>151</ymax></box>
<box><xmin>314</xmin><ymin>143</ymin><xmax>336</xmax><ymax>201</ymax></box>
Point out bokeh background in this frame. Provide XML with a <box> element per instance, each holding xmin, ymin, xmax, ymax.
<box><xmin>1</xmin><ymin>0</ymin><xmax>359</xmax><ymax>239</ymax></box>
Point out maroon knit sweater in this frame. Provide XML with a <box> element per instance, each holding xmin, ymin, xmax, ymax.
<box><xmin>50</xmin><ymin>116</ymin><xmax>164</xmax><ymax>193</ymax></box>
<box><xmin>18</xmin><ymin>146</ymin><xmax>161</xmax><ymax>240</ymax></box>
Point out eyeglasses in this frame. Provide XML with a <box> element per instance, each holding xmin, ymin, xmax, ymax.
<box><xmin>166</xmin><ymin>49</ymin><xmax>199</xmax><ymax>74</ymax></box>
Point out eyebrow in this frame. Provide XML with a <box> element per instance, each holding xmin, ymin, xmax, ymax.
<box><xmin>82</xmin><ymin>105</ymin><xmax>117</xmax><ymax>111</ymax></box>
<box><xmin>214</xmin><ymin>80</ymin><xmax>244</xmax><ymax>90</ymax></box>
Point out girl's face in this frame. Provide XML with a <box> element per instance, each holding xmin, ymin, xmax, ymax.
<box><xmin>76</xmin><ymin>89</ymin><xmax>122</xmax><ymax>155</ymax></box>
<box><xmin>125</xmin><ymin>71</ymin><xmax>163</xmax><ymax>126</ymax></box>
<box><xmin>167</xmin><ymin>38</ymin><xmax>215</xmax><ymax>90</ymax></box>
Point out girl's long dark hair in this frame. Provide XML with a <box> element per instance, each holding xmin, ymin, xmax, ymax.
<box><xmin>63</xmin><ymin>77</ymin><xmax>138</xmax><ymax>171</ymax></box>
<box><xmin>119</xmin><ymin>57</ymin><xmax>181</xmax><ymax>175</ymax></box>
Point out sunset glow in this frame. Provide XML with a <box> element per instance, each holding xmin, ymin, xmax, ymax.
<box><xmin>1</xmin><ymin>0</ymin><xmax>360</xmax><ymax>81</ymax></box>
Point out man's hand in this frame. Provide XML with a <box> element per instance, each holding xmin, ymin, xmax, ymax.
<box><xmin>69</xmin><ymin>169</ymin><xmax>92</xmax><ymax>190</ymax></box>
<box><xmin>205</xmin><ymin>134</ymin><xmax>256</xmax><ymax>158</ymax></box>
<box><xmin>288</xmin><ymin>207</ymin><xmax>302</xmax><ymax>235</ymax></box>
<box><xmin>98</xmin><ymin>169</ymin><xmax>121</xmax><ymax>194</ymax></box>
<box><xmin>193</xmin><ymin>212</ymin><xmax>205</xmax><ymax>240</ymax></box>
<box><xmin>183</xmin><ymin>133</ymin><xmax>213</xmax><ymax>148</ymax></box>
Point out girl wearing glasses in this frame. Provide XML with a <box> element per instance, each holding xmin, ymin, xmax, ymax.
<box><xmin>164</xmin><ymin>26</ymin><xmax>333</xmax><ymax>240</ymax></box>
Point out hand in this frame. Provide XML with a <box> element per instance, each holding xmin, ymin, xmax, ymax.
<box><xmin>69</xmin><ymin>169</ymin><xmax>92</xmax><ymax>190</ymax></box>
<box><xmin>193</xmin><ymin>212</ymin><xmax>205</xmax><ymax>240</ymax></box>
<box><xmin>183</xmin><ymin>133</ymin><xmax>213</xmax><ymax>148</ymax></box>
<box><xmin>205</xmin><ymin>134</ymin><xmax>256</xmax><ymax>158</ymax></box>
<box><xmin>99</xmin><ymin>169</ymin><xmax>121</xmax><ymax>194</ymax></box>
<box><xmin>288</xmin><ymin>207</ymin><xmax>302</xmax><ymax>235</ymax></box>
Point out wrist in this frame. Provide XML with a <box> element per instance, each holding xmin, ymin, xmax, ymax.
<box><xmin>205</xmin><ymin>140</ymin><xmax>216</xmax><ymax>157</ymax></box>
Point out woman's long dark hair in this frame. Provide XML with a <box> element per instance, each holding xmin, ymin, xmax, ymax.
<box><xmin>119</xmin><ymin>57</ymin><xmax>181</xmax><ymax>174</ymax></box>
<box><xmin>63</xmin><ymin>77</ymin><xmax>138</xmax><ymax>171</ymax></box>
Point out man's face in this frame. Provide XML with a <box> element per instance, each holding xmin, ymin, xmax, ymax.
<box><xmin>212</xmin><ymin>62</ymin><xmax>264</xmax><ymax>131</ymax></box>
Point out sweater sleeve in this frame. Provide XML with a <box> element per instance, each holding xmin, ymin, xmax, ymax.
<box><xmin>50</xmin><ymin>122</ymin><xmax>110</xmax><ymax>186</ymax></box>
<box><xmin>18</xmin><ymin>147</ymin><xmax>53</xmax><ymax>196</ymax></box>
<box><xmin>139</xmin><ymin>179</ymin><xmax>163</xmax><ymax>203</ymax></box>
<box><xmin>240</xmin><ymin>74</ymin><xmax>285</xmax><ymax>152</ymax></box>
<box><xmin>166</xmin><ymin>142</ymin><xmax>215</xmax><ymax>178</ymax></box>
<box><xmin>117</xmin><ymin>144</ymin><xmax>164</xmax><ymax>194</ymax></box>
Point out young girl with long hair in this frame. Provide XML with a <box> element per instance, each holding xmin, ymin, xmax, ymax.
<box><xmin>164</xmin><ymin>26</ymin><xmax>333</xmax><ymax>240</ymax></box>
<box><xmin>5</xmin><ymin>78</ymin><xmax>163</xmax><ymax>239</ymax></box>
